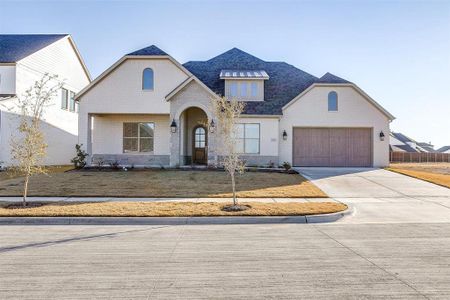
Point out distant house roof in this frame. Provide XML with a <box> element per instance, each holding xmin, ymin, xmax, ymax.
<box><xmin>183</xmin><ymin>48</ymin><xmax>325</xmax><ymax>115</ymax></box>
<box><xmin>437</xmin><ymin>146</ymin><xmax>450</xmax><ymax>153</ymax></box>
<box><xmin>0</xmin><ymin>34</ymin><xmax>68</xmax><ymax>63</ymax></box>
<box><xmin>219</xmin><ymin>69</ymin><xmax>269</xmax><ymax>79</ymax></box>
<box><xmin>127</xmin><ymin>45</ymin><xmax>168</xmax><ymax>56</ymax></box>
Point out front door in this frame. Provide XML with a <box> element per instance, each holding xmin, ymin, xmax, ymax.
<box><xmin>193</xmin><ymin>126</ymin><xmax>207</xmax><ymax>164</ymax></box>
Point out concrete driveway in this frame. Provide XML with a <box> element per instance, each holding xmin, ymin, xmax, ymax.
<box><xmin>296</xmin><ymin>167</ymin><xmax>450</xmax><ymax>224</ymax></box>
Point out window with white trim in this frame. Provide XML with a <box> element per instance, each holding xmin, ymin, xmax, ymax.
<box><xmin>235</xmin><ymin>123</ymin><xmax>260</xmax><ymax>154</ymax></box>
<box><xmin>123</xmin><ymin>122</ymin><xmax>154</xmax><ymax>153</ymax></box>
<box><xmin>61</xmin><ymin>88</ymin><xmax>68</xmax><ymax>109</ymax></box>
<box><xmin>142</xmin><ymin>68</ymin><xmax>154</xmax><ymax>90</ymax></box>
<box><xmin>328</xmin><ymin>91</ymin><xmax>338</xmax><ymax>111</ymax></box>
<box><xmin>69</xmin><ymin>91</ymin><xmax>76</xmax><ymax>112</ymax></box>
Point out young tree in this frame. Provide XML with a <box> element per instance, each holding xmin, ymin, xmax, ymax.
<box><xmin>10</xmin><ymin>74</ymin><xmax>62</xmax><ymax>207</ymax></box>
<box><xmin>210</xmin><ymin>96</ymin><xmax>246</xmax><ymax>207</ymax></box>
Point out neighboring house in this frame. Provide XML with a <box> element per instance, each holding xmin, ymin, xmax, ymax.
<box><xmin>390</xmin><ymin>132</ymin><xmax>436</xmax><ymax>153</ymax></box>
<box><xmin>0</xmin><ymin>34</ymin><xmax>91</xmax><ymax>166</ymax></box>
<box><xmin>437</xmin><ymin>146</ymin><xmax>450</xmax><ymax>154</ymax></box>
<box><xmin>77</xmin><ymin>46</ymin><xmax>394</xmax><ymax>168</ymax></box>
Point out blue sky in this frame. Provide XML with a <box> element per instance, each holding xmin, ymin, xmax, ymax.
<box><xmin>1</xmin><ymin>0</ymin><xmax>449</xmax><ymax>147</ymax></box>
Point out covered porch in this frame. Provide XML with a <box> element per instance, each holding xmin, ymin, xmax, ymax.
<box><xmin>84</xmin><ymin>113</ymin><xmax>171</xmax><ymax>167</ymax></box>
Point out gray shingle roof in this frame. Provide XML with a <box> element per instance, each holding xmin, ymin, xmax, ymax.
<box><xmin>437</xmin><ymin>146</ymin><xmax>450</xmax><ymax>153</ymax></box>
<box><xmin>183</xmin><ymin>48</ymin><xmax>325</xmax><ymax>115</ymax></box>
<box><xmin>127</xmin><ymin>45</ymin><xmax>168</xmax><ymax>56</ymax></box>
<box><xmin>0</xmin><ymin>34</ymin><xmax>67</xmax><ymax>63</ymax></box>
<box><xmin>317</xmin><ymin>72</ymin><xmax>352</xmax><ymax>84</ymax></box>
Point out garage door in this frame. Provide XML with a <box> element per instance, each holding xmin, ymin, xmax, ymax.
<box><xmin>293</xmin><ymin>128</ymin><xmax>372</xmax><ymax>167</ymax></box>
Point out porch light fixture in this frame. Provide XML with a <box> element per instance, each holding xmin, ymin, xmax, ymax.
<box><xmin>170</xmin><ymin>119</ymin><xmax>177</xmax><ymax>133</ymax></box>
<box><xmin>379</xmin><ymin>131</ymin><xmax>385</xmax><ymax>141</ymax></box>
<box><xmin>209</xmin><ymin>119</ymin><xmax>215</xmax><ymax>133</ymax></box>
<box><xmin>282</xmin><ymin>130</ymin><xmax>288</xmax><ymax>141</ymax></box>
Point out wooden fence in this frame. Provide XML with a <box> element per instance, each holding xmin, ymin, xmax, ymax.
<box><xmin>390</xmin><ymin>151</ymin><xmax>450</xmax><ymax>163</ymax></box>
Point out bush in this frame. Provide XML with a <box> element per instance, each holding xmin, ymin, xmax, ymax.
<box><xmin>71</xmin><ymin>144</ymin><xmax>88</xmax><ymax>169</ymax></box>
<box><xmin>109</xmin><ymin>160</ymin><xmax>120</xmax><ymax>170</ymax></box>
<box><xmin>282</xmin><ymin>161</ymin><xmax>291</xmax><ymax>171</ymax></box>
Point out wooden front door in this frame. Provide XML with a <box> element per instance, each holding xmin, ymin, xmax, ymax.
<box><xmin>193</xmin><ymin>126</ymin><xmax>207</xmax><ymax>164</ymax></box>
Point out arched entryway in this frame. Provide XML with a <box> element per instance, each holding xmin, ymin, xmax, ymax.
<box><xmin>179</xmin><ymin>107</ymin><xmax>208</xmax><ymax>165</ymax></box>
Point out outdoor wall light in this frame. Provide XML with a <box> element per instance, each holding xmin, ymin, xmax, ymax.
<box><xmin>170</xmin><ymin>119</ymin><xmax>177</xmax><ymax>133</ymax></box>
<box><xmin>282</xmin><ymin>130</ymin><xmax>288</xmax><ymax>140</ymax></box>
<box><xmin>209</xmin><ymin>119</ymin><xmax>215</xmax><ymax>133</ymax></box>
<box><xmin>379</xmin><ymin>131</ymin><xmax>385</xmax><ymax>141</ymax></box>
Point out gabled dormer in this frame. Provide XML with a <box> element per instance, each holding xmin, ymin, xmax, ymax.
<box><xmin>220</xmin><ymin>69</ymin><xmax>269</xmax><ymax>101</ymax></box>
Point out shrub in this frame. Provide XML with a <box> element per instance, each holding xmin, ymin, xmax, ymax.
<box><xmin>71</xmin><ymin>144</ymin><xmax>88</xmax><ymax>169</ymax></box>
<box><xmin>109</xmin><ymin>160</ymin><xmax>120</xmax><ymax>170</ymax></box>
<box><xmin>282</xmin><ymin>161</ymin><xmax>291</xmax><ymax>171</ymax></box>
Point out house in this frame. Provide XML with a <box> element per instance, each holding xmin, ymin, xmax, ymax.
<box><xmin>390</xmin><ymin>132</ymin><xmax>436</xmax><ymax>153</ymax></box>
<box><xmin>76</xmin><ymin>46</ymin><xmax>394</xmax><ymax>168</ymax></box>
<box><xmin>0</xmin><ymin>34</ymin><xmax>91</xmax><ymax>166</ymax></box>
<box><xmin>437</xmin><ymin>146</ymin><xmax>450</xmax><ymax>154</ymax></box>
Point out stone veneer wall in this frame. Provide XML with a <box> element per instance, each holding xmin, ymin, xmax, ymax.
<box><xmin>169</xmin><ymin>80</ymin><xmax>218</xmax><ymax>167</ymax></box>
<box><xmin>91</xmin><ymin>154</ymin><xmax>170</xmax><ymax>167</ymax></box>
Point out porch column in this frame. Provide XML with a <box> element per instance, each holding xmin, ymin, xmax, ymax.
<box><xmin>86</xmin><ymin>114</ymin><xmax>93</xmax><ymax>165</ymax></box>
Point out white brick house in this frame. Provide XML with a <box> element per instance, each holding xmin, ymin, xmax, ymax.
<box><xmin>77</xmin><ymin>45</ymin><xmax>394</xmax><ymax>168</ymax></box>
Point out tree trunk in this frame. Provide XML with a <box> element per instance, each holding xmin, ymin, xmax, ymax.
<box><xmin>231</xmin><ymin>172</ymin><xmax>237</xmax><ymax>206</ymax></box>
<box><xmin>23</xmin><ymin>173</ymin><xmax>29</xmax><ymax>207</ymax></box>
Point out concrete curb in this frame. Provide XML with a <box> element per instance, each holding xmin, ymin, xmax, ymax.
<box><xmin>0</xmin><ymin>206</ymin><xmax>353</xmax><ymax>225</ymax></box>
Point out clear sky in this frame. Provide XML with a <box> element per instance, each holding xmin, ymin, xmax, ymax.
<box><xmin>1</xmin><ymin>0</ymin><xmax>449</xmax><ymax>148</ymax></box>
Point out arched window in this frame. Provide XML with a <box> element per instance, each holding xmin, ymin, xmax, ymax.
<box><xmin>142</xmin><ymin>68</ymin><xmax>154</xmax><ymax>90</ymax></box>
<box><xmin>328</xmin><ymin>91</ymin><xmax>338</xmax><ymax>111</ymax></box>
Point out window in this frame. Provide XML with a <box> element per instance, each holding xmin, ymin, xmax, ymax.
<box><xmin>251</xmin><ymin>82</ymin><xmax>258</xmax><ymax>97</ymax></box>
<box><xmin>236</xmin><ymin>123</ymin><xmax>260</xmax><ymax>154</ymax></box>
<box><xmin>61</xmin><ymin>88</ymin><xmax>68</xmax><ymax>109</ymax></box>
<box><xmin>142</xmin><ymin>68</ymin><xmax>154</xmax><ymax>90</ymax></box>
<box><xmin>69</xmin><ymin>91</ymin><xmax>76</xmax><ymax>112</ymax></box>
<box><xmin>194</xmin><ymin>127</ymin><xmax>206</xmax><ymax>148</ymax></box>
<box><xmin>240</xmin><ymin>82</ymin><xmax>247</xmax><ymax>97</ymax></box>
<box><xmin>75</xmin><ymin>100</ymin><xmax>80</xmax><ymax>113</ymax></box>
<box><xmin>230</xmin><ymin>82</ymin><xmax>238</xmax><ymax>97</ymax></box>
<box><xmin>123</xmin><ymin>122</ymin><xmax>154</xmax><ymax>153</ymax></box>
<box><xmin>328</xmin><ymin>91</ymin><xmax>338</xmax><ymax>111</ymax></box>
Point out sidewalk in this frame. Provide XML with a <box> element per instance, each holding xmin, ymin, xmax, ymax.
<box><xmin>0</xmin><ymin>196</ymin><xmax>336</xmax><ymax>203</ymax></box>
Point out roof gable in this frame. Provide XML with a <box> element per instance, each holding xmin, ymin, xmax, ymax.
<box><xmin>0</xmin><ymin>34</ymin><xmax>68</xmax><ymax>63</ymax></box>
<box><xmin>127</xmin><ymin>45</ymin><xmax>168</xmax><ymax>56</ymax></box>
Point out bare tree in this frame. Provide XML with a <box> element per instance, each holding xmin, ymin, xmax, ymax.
<box><xmin>210</xmin><ymin>96</ymin><xmax>246</xmax><ymax>207</ymax></box>
<box><xmin>10</xmin><ymin>74</ymin><xmax>62</xmax><ymax>207</ymax></box>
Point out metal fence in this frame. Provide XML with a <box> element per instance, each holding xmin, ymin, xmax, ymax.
<box><xmin>390</xmin><ymin>151</ymin><xmax>450</xmax><ymax>163</ymax></box>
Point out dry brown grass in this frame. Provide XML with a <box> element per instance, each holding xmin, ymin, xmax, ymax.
<box><xmin>0</xmin><ymin>169</ymin><xmax>326</xmax><ymax>198</ymax></box>
<box><xmin>0</xmin><ymin>201</ymin><xmax>346</xmax><ymax>217</ymax></box>
<box><xmin>0</xmin><ymin>165</ymin><xmax>74</xmax><ymax>181</ymax></box>
<box><xmin>388</xmin><ymin>163</ymin><xmax>450</xmax><ymax>188</ymax></box>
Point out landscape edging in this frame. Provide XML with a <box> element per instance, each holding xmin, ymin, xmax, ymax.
<box><xmin>0</xmin><ymin>205</ymin><xmax>353</xmax><ymax>225</ymax></box>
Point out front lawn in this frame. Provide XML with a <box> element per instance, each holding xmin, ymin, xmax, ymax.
<box><xmin>0</xmin><ymin>169</ymin><xmax>327</xmax><ymax>198</ymax></box>
<box><xmin>0</xmin><ymin>201</ymin><xmax>345</xmax><ymax>217</ymax></box>
<box><xmin>388</xmin><ymin>163</ymin><xmax>450</xmax><ymax>188</ymax></box>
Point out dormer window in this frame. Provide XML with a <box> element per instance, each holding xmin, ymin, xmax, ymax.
<box><xmin>240</xmin><ymin>82</ymin><xmax>247</xmax><ymax>97</ymax></box>
<box><xmin>220</xmin><ymin>69</ymin><xmax>269</xmax><ymax>101</ymax></box>
<box><xmin>142</xmin><ymin>68</ymin><xmax>154</xmax><ymax>90</ymax></box>
<box><xmin>251</xmin><ymin>82</ymin><xmax>258</xmax><ymax>97</ymax></box>
<box><xmin>230</xmin><ymin>82</ymin><xmax>238</xmax><ymax>97</ymax></box>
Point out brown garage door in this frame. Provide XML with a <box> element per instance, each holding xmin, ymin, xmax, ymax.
<box><xmin>293</xmin><ymin>128</ymin><xmax>372</xmax><ymax>167</ymax></box>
